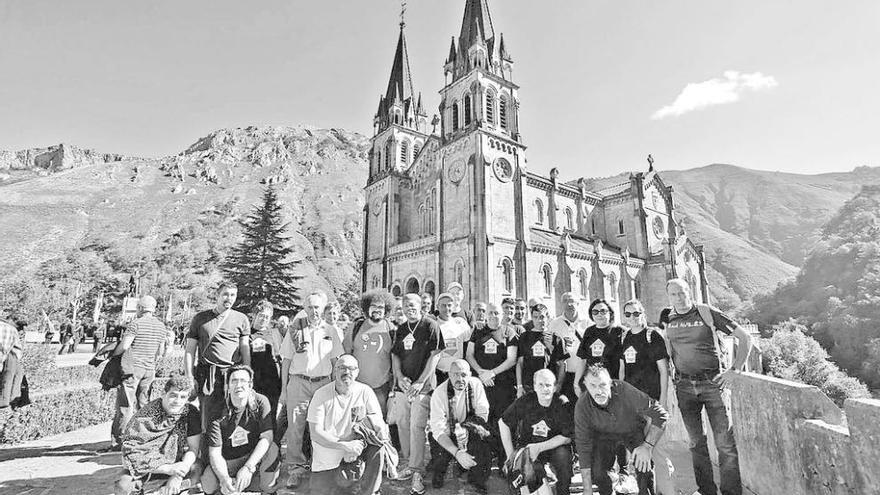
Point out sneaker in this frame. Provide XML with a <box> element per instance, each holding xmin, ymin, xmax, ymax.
<box><xmin>394</xmin><ymin>467</ymin><xmax>414</xmax><ymax>481</ymax></box>
<box><xmin>286</xmin><ymin>468</ymin><xmax>305</xmax><ymax>488</ymax></box>
<box><xmin>410</xmin><ymin>472</ymin><xmax>426</xmax><ymax>495</ymax></box>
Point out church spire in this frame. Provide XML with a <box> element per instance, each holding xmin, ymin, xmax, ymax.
<box><xmin>458</xmin><ymin>0</ymin><xmax>494</xmax><ymax>50</ymax></box>
<box><xmin>375</xmin><ymin>5</ymin><xmax>425</xmax><ymax>134</ymax></box>
<box><xmin>383</xmin><ymin>24</ymin><xmax>415</xmax><ymax>106</ymax></box>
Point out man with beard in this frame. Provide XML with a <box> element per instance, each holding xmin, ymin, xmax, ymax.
<box><xmin>434</xmin><ymin>293</ymin><xmax>472</xmax><ymax>385</ymax></box>
<box><xmin>249</xmin><ymin>300</ymin><xmax>283</xmax><ymax>416</ymax></box>
<box><xmin>201</xmin><ymin>365</ymin><xmax>280</xmax><ymax>495</ymax></box>
<box><xmin>391</xmin><ymin>293</ymin><xmax>444</xmax><ymax>491</ymax></box>
<box><xmin>549</xmin><ymin>292</ymin><xmax>590</xmax><ymax>402</ymax></box>
<box><xmin>499</xmin><ymin>369</ymin><xmax>573</xmax><ymax>495</ymax></box>
<box><xmin>344</xmin><ymin>290</ymin><xmax>396</xmax><ymax>415</ymax></box>
<box><xmin>280</xmin><ymin>291</ymin><xmax>344</xmax><ymax>488</ymax></box>
<box><xmin>185</xmin><ymin>282</ymin><xmax>251</xmax><ymax>428</ymax></box>
<box><xmin>115</xmin><ymin>375</ymin><xmax>203</xmax><ymax>495</ymax></box>
<box><xmin>575</xmin><ymin>364</ymin><xmax>668</xmax><ymax>495</ymax></box>
<box><xmin>427</xmin><ymin>359</ymin><xmax>491</xmax><ymax>492</ymax></box>
<box><xmin>307</xmin><ymin>354</ymin><xmax>389</xmax><ymax>495</ymax></box>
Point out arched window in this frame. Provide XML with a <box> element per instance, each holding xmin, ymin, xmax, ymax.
<box><xmin>534</xmin><ymin>199</ymin><xmax>544</xmax><ymax>225</ymax></box>
<box><xmin>414</xmin><ymin>141</ymin><xmax>422</xmax><ymax>159</ymax></box>
<box><xmin>384</xmin><ymin>140</ymin><xmax>393</xmax><ymax>170</ymax></box>
<box><xmin>418</xmin><ymin>204</ymin><xmax>426</xmax><ymax>237</ymax></box>
<box><xmin>617</xmin><ymin>218</ymin><xmax>625</xmax><ymax>235</ymax></box>
<box><xmin>452</xmin><ymin>102</ymin><xmax>460</xmax><ymax>132</ymax></box>
<box><xmin>591</xmin><ymin>216</ymin><xmax>597</xmax><ymax>235</ymax></box>
<box><xmin>633</xmin><ymin>278</ymin><xmax>642</xmax><ymax>299</ymax></box>
<box><xmin>542</xmin><ymin>264</ymin><xmax>553</xmax><ymax>296</ymax></box>
<box><xmin>485</xmin><ymin>90</ymin><xmax>496</xmax><ymax>125</ymax></box>
<box><xmin>565</xmin><ymin>208</ymin><xmax>574</xmax><ymax>231</ymax></box>
<box><xmin>501</xmin><ymin>258</ymin><xmax>513</xmax><ymax>293</ymax></box>
<box><xmin>375</xmin><ymin>149</ymin><xmax>381</xmax><ymax>174</ymax></box>
<box><xmin>400</xmin><ymin>140</ymin><xmax>409</xmax><ymax>165</ymax></box>
<box><xmin>454</xmin><ymin>260</ymin><xmax>465</xmax><ymax>286</ymax></box>
<box><xmin>607</xmin><ymin>272</ymin><xmax>618</xmax><ymax>301</ymax></box>
<box><xmin>578</xmin><ymin>269</ymin><xmax>589</xmax><ymax>300</ymax></box>
<box><xmin>406</xmin><ymin>277</ymin><xmax>420</xmax><ymax>295</ymax></box>
<box><xmin>464</xmin><ymin>94</ymin><xmax>472</xmax><ymax>126</ymax></box>
<box><xmin>372</xmin><ymin>276</ymin><xmax>381</xmax><ymax>289</ymax></box>
<box><xmin>685</xmin><ymin>270</ymin><xmax>698</xmax><ymax>302</ymax></box>
<box><xmin>391</xmin><ymin>284</ymin><xmax>402</xmax><ymax>296</ymax></box>
<box><xmin>499</xmin><ymin>95</ymin><xmax>509</xmax><ymax>130</ymax></box>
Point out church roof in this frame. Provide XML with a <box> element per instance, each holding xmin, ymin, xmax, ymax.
<box><xmin>459</xmin><ymin>0</ymin><xmax>495</xmax><ymax>50</ymax></box>
<box><xmin>384</xmin><ymin>27</ymin><xmax>416</xmax><ymax>105</ymax></box>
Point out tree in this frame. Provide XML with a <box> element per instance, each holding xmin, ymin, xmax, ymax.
<box><xmin>221</xmin><ymin>186</ymin><xmax>302</xmax><ymax>312</ymax></box>
<box><xmin>761</xmin><ymin>320</ymin><xmax>870</xmax><ymax>406</ymax></box>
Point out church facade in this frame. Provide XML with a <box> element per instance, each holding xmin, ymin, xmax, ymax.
<box><xmin>361</xmin><ymin>0</ymin><xmax>708</xmax><ymax>320</ymax></box>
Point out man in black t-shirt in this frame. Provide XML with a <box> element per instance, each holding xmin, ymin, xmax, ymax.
<box><xmin>201</xmin><ymin>365</ymin><xmax>279</xmax><ymax>495</ymax></box>
<box><xmin>500</xmin><ymin>369</ymin><xmax>574</xmax><ymax>495</ymax></box>
<box><xmin>516</xmin><ymin>304</ymin><xmax>567</xmax><ymax>396</ymax></box>
<box><xmin>390</xmin><ymin>293</ymin><xmax>445</xmax><ymax>491</ymax></box>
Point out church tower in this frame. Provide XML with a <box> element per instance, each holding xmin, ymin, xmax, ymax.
<box><xmin>436</xmin><ymin>0</ymin><xmax>529</xmax><ymax>303</ymax></box>
<box><xmin>363</xmin><ymin>15</ymin><xmax>429</xmax><ymax>291</ymax></box>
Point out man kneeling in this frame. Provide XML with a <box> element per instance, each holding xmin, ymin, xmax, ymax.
<box><xmin>499</xmin><ymin>369</ymin><xmax>574</xmax><ymax>495</ymax></box>
<box><xmin>116</xmin><ymin>375</ymin><xmax>203</xmax><ymax>495</ymax></box>
<box><xmin>427</xmin><ymin>359</ymin><xmax>492</xmax><ymax>492</ymax></box>
<box><xmin>308</xmin><ymin>354</ymin><xmax>391</xmax><ymax>495</ymax></box>
<box><xmin>201</xmin><ymin>365</ymin><xmax>279</xmax><ymax>495</ymax></box>
<box><xmin>576</xmin><ymin>364</ymin><xmax>668</xmax><ymax>495</ymax></box>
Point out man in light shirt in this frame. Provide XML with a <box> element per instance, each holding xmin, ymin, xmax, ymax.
<box><xmin>434</xmin><ymin>292</ymin><xmax>473</xmax><ymax>385</ymax></box>
<box><xmin>549</xmin><ymin>292</ymin><xmax>589</xmax><ymax>402</ymax></box>
<box><xmin>279</xmin><ymin>291</ymin><xmax>344</xmax><ymax>488</ymax></box>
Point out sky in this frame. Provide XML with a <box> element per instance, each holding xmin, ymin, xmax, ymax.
<box><xmin>1</xmin><ymin>0</ymin><xmax>879</xmax><ymax>179</ymax></box>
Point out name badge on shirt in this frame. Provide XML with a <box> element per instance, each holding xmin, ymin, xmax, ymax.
<box><xmin>531</xmin><ymin>341</ymin><xmax>545</xmax><ymax>357</ymax></box>
<box><xmin>252</xmin><ymin>337</ymin><xmax>267</xmax><ymax>353</ymax></box>
<box><xmin>483</xmin><ymin>339</ymin><xmax>498</xmax><ymax>355</ymax></box>
<box><xmin>445</xmin><ymin>338</ymin><xmax>459</xmax><ymax>351</ymax></box>
<box><xmin>590</xmin><ymin>340</ymin><xmax>605</xmax><ymax>357</ymax></box>
<box><xmin>624</xmin><ymin>346</ymin><xmax>638</xmax><ymax>364</ymax></box>
<box><xmin>230</xmin><ymin>426</ymin><xmax>249</xmax><ymax>448</ymax></box>
<box><xmin>403</xmin><ymin>333</ymin><xmax>416</xmax><ymax>351</ymax></box>
<box><xmin>532</xmin><ymin>420</ymin><xmax>550</xmax><ymax>438</ymax></box>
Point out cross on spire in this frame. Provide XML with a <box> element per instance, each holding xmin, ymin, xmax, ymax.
<box><xmin>400</xmin><ymin>0</ymin><xmax>407</xmax><ymax>29</ymax></box>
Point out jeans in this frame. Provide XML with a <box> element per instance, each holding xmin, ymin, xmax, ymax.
<box><xmin>428</xmin><ymin>431</ymin><xmax>492</xmax><ymax>488</ymax></box>
<box><xmin>675</xmin><ymin>378</ymin><xmax>742</xmax><ymax>495</ymax></box>
<box><xmin>112</xmin><ymin>368</ymin><xmax>155</xmax><ymax>444</ymax></box>
<box><xmin>590</xmin><ymin>433</ymin><xmax>655</xmax><ymax>495</ymax></box>
<box><xmin>534</xmin><ymin>444</ymin><xmax>573</xmax><ymax>495</ymax></box>
<box><xmin>285</xmin><ymin>374</ymin><xmax>331</xmax><ymax>472</ymax></box>
<box><xmin>308</xmin><ymin>445</ymin><xmax>385</xmax><ymax>495</ymax></box>
<box><xmin>201</xmin><ymin>443</ymin><xmax>280</xmax><ymax>494</ymax></box>
<box><xmin>396</xmin><ymin>393</ymin><xmax>431</xmax><ymax>473</ymax></box>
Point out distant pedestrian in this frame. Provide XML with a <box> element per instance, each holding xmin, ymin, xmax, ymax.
<box><xmin>0</xmin><ymin>319</ymin><xmax>25</xmax><ymax>417</ymax></box>
<box><xmin>110</xmin><ymin>295</ymin><xmax>169</xmax><ymax>449</ymax></box>
<box><xmin>58</xmin><ymin>319</ymin><xmax>74</xmax><ymax>355</ymax></box>
<box><xmin>93</xmin><ymin>318</ymin><xmax>107</xmax><ymax>352</ymax></box>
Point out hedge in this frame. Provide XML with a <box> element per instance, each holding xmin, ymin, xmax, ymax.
<box><xmin>0</xmin><ymin>386</ymin><xmax>115</xmax><ymax>445</ymax></box>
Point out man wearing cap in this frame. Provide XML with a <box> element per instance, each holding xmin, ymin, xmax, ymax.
<box><xmin>279</xmin><ymin>290</ymin><xmax>344</xmax><ymax>488</ymax></box>
<box><xmin>110</xmin><ymin>295</ymin><xmax>170</xmax><ymax>449</ymax></box>
<box><xmin>435</xmin><ymin>292</ymin><xmax>473</xmax><ymax>386</ymax></box>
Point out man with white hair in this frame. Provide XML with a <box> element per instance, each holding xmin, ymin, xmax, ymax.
<box><xmin>549</xmin><ymin>292</ymin><xmax>590</xmax><ymax>401</ymax></box>
<box><xmin>110</xmin><ymin>294</ymin><xmax>169</xmax><ymax>450</ymax></box>
<box><xmin>427</xmin><ymin>359</ymin><xmax>491</xmax><ymax>493</ymax></box>
<box><xmin>280</xmin><ymin>290</ymin><xmax>344</xmax><ymax>488</ymax></box>
<box><xmin>445</xmin><ymin>282</ymin><xmax>473</xmax><ymax>324</ymax></box>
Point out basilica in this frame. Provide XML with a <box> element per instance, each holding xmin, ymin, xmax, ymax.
<box><xmin>361</xmin><ymin>0</ymin><xmax>708</xmax><ymax>321</ymax></box>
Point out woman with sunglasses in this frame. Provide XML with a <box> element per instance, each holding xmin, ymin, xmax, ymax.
<box><xmin>573</xmin><ymin>299</ymin><xmax>625</xmax><ymax>398</ymax></box>
<box><xmin>619</xmin><ymin>299</ymin><xmax>669</xmax><ymax>409</ymax></box>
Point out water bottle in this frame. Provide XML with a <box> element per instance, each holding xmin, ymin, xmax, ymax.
<box><xmin>454</xmin><ymin>423</ymin><xmax>468</xmax><ymax>451</ymax></box>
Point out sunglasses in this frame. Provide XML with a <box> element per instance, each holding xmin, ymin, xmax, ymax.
<box><xmin>624</xmin><ymin>311</ymin><xmax>643</xmax><ymax>317</ymax></box>
<box><xmin>591</xmin><ymin>309</ymin><xmax>609</xmax><ymax>315</ymax></box>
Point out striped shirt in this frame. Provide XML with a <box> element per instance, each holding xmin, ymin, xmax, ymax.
<box><xmin>122</xmin><ymin>315</ymin><xmax>167</xmax><ymax>372</ymax></box>
<box><xmin>0</xmin><ymin>320</ymin><xmax>23</xmax><ymax>365</ymax></box>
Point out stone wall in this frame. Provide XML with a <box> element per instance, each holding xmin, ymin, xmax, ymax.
<box><xmin>664</xmin><ymin>372</ymin><xmax>880</xmax><ymax>495</ymax></box>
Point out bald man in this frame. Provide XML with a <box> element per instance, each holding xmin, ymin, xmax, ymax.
<box><xmin>500</xmin><ymin>369</ymin><xmax>574</xmax><ymax>495</ymax></box>
<box><xmin>427</xmin><ymin>359</ymin><xmax>491</xmax><ymax>492</ymax></box>
<box><xmin>110</xmin><ymin>294</ymin><xmax>169</xmax><ymax>449</ymax></box>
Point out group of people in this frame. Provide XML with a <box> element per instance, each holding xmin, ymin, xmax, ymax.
<box><xmin>109</xmin><ymin>277</ymin><xmax>751</xmax><ymax>495</ymax></box>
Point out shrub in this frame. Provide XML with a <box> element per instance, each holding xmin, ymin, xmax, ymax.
<box><xmin>762</xmin><ymin>320</ymin><xmax>871</xmax><ymax>407</ymax></box>
<box><xmin>0</xmin><ymin>386</ymin><xmax>114</xmax><ymax>445</ymax></box>
<box><xmin>19</xmin><ymin>344</ymin><xmax>57</xmax><ymax>378</ymax></box>
<box><xmin>155</xmin><ymin>353</ymin><xmax>185</xmax><ymax>378</ymax></box>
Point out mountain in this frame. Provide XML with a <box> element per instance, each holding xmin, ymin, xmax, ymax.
<box><xmin>2</xmin><ymin>127</ymin><xmax>879</xmax><ymax>317</ymax></box>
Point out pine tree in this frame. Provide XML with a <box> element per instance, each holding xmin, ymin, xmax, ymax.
<box><xmin>222</xmin><ymin>186</ymin><xmax>302</xmax><ymax>312</ymax></box>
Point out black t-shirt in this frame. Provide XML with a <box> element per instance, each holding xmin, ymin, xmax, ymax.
<box><xmin>469</xmin><ymin>324</ymin><xmax>518</xmax><ymax>385</ymax></box>
<box><xmin>621</xmin><ymin>329</ymin><xmax>669</xmax><ymax>400</ymax></box>
<box><xmin>501</xmin><ymin>392</ymin><xmax>574</xmax><ymax>447</ymax></box>
<box><xmin>208</xmin><ymin>393</ymin><xmax>273</xmax><ymax>460</ymax></box>
<box><xmin>576</xmin><ymin>325</ymin><xmax>624</xmax><ymax>379</ymax></box>
<box><xmin>517</xmin><ymin>331</ymin><xmax>568</xmax><ymax>389</ymax></box>
<box><xmin>391</xmin><ymin>318</ymin><xmax>444</xmax><ymax>384</ymax></box>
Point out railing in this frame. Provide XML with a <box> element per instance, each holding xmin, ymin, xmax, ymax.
<box><xmin>388</xmin><ymin>235</ymin><xmax>439</xmax><ymax>256</ymax></box>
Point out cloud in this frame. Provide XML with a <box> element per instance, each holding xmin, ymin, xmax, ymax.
<box><xmin>651</xmin><ymin>71</ymin><xmax>778</xmax><ymax>120</ymax></box>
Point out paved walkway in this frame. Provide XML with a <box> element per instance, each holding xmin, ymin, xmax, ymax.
<box><xmin>0</xmin><ymin>420</ymin><xmax>704</xmax><ymax>495</ymax></box>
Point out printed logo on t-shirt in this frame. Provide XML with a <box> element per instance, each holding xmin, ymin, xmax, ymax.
<box><xmin>624</xmin><ymin>346</ymin><xmax>638</xmax><ymax>364</ymax></box>
<box><xmin>445</xmin><ymin>338</ymin><xmax>459</xmax><ymax>350</ymax></box>
<box><xmin>563</xmin><ymin>336</ymin><xmax>574</xmax><ymax>349</ymax></box>
<box><xmin>483</xmin><ymin>339</ymin><xmax>499</xmax><ymax>355</ymax></box>
<box><xmin>351</xmin><ymin>405</ymin><xmax>365</xmax><ymax>423</ymax></box>
<box><xmin>402</xmin><ymin>333</ymin><xmax>416</xmax><ymax>351</ymax></box>
<box><xmin>590</xmin><ymin>339</ymin><xmax>605</xmax><ymax>357</ymax></box>
<box><xmin>531</xmin><ymin>420</ymin><xmax>550</xmax><ymax>438</ymax></box>
<box><xmin>230</xmin><ymin>426</ymin><xmax>249</xmax><ymax>448</ymax></box>
<box><xmin>531</xmin><ymin>341</ymin><xmax>545</xmax><ymax>357</ymax></box>
<box><xmin>251</xmin><ymin>337</ymin><xmax>267</xmax><ymax>353</ymax></box>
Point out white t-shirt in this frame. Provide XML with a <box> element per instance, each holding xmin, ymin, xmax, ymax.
<box><xmin>428</xmin><ymin>377</ymin><xmax>489</xmax><ymax>438</ymax></box>
<box><xmin>306</xmin><ymin>381</ymin><xmax>383</xmax><ymax>472</ymax></box>
<box><xmin>435</xmin><ymin>316</ymin><xmax>472</xmax><ymax>373</ymax></box>
<box><xmin>549</xmin><ymin>314</ymin><xmax>589</xmax><ymax>372</ymax></box>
